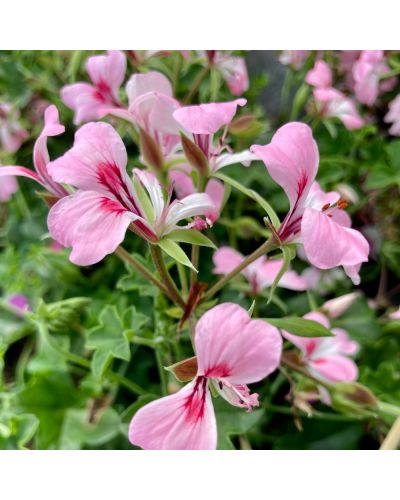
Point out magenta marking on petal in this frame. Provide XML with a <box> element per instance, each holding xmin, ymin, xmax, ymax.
<box><xmin>182</xmin><ymin>376</ymin><xmax>208</xmax><ymax>424</ymax></box>
<box><xmin>204</xmin><ymin>364</ymin><xmax>231</xmax><ymax>379</ymax></box>
<box><xmin>99</xmin><ymin>197</ymin><xmax>127</xmax><ymax>215</ymax></box>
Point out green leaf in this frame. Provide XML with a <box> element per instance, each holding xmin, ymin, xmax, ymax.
<box><xmin>86</xmin><ymin>305</ymin><xmax>148</xmax><ymax>379</ymax></box>
<box><xmin>59</xmin><ymin>407</ymin><xmax>121</xmax><ymax>450</ymax></box>
<box><xmin>157</xmin><ymin>238</ymin><xmax>196</xmax><ymax>271</ymax></box>
<box><xmin>264</xmin><ymin>317</ymin><xmax>333</xmax><ymax>337</ymax></box>
<box><xmin>214</xmin><ymin>398</ymin><xmax>264</xmax><ymax>450</ymax></box>
<box><xmin>215</xmin><ymin>172</ymin><xmax>280</xmax><ymax>229</ymax></box>
<box><xmin>166</xmin><ymin>229</ymin><xmax>216</xmax><ymax>248</ymax></box>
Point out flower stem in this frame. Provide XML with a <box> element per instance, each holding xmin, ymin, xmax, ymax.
<box><xmin>149</xmin><ymin>244</ymin><xmax>186</xmax><ymax>309</ymax></box>
<box><xmin>177</xmin><ymin>262</ymin><xmax>189</xmax><ymax>296</ymax></box>
<box><xmin>203</xmin><ymin>237</ymin><xmax>277</xmax><ymax>302</ymax></box>
<box><xmin>184</xmin><ymin>65</ymin><xmax>210</xmax><ymax>104</ymax></box>
<box><xmin>155</xmin><ymin>349</ymin><xmax>168</xmax><ymax>396</ymax></box>
<box><xmin>115</xmin><ymin>246</ymin><xmax>170</xmax><ymax>297</ymax></box>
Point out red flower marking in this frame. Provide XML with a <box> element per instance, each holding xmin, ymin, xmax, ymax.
<box><xmin>204</xmin><ymin>364</ymin><xmax>231</xmax><ymax>378</ymax></box>
<box><xmin>182</xmin><ymin>377</ymin><xmax>208</xmax><ymax>424</ymax></box>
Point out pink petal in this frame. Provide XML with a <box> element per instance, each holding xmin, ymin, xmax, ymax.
<box><xmin>205</xmin><ymin>178</ymin><xmax>225</xmax><ymax>222</ymax></box>
<box><xmin>213</xmin><ymin>150</ymin><xmax>257</xmax><ymax>172</ymax></box>
<box><xmin>306</xmin><ymin>61</ymin><xmax>332</xmax><ymax>88</ymax></box>
<box><xmin>129</xmin><ymin>92</ymin><xmax>181</xmax><ymax>135</ymax></box>
<box><xmin>47</xmin><ymin>122</ymin><xmax>134</xmax><ymax>201</ymax></box>
<box><xmin>169</xmin><ymin>166</ymin><xmax>195</xmax><ymax>199</ymax></box>
<box><xmin>86</xmin><ymin>50</ymin><xmax>126</xmax><ymax>100</ymax></box>
<box><xmin>0</xmin><ymin>173</ymin><xmax>18</xmax><ymax>202</ymax></box>
<box><xmin>129</xmin><ymin>380</ymin><xmax>217</xmax><ymax>450</ymax></box>
<box><xmin>33</xmin><ymin>105</ymin><xmax>67</xmax><ymax>197</ymax></box>
<box><xmin>47</xmin><ymin>191</ymin><xmax>138</xmax><ymax>265</ymax></box>
<box><xmin>217</xmin><ymin>56</ymin><xmax>249</xmax><ymax>96</ymax></box>
<box><xmin>195</xmin><ymin>303</ymin><xmax>282</xmax><ymax>385</ymax></box>
<box><xmin>126</xmin><ymin>71</ymin><xmax>172</xmax><ymax>105</ymax></box>
<box><xmin>322</xmin><ymin>292</ymin><xmax>360</xmax><ymax>318</ymax></box>
<box><xmin>173</xmin><ymin>99</ymin><xmax>246</xmax><ymax>135</ymax></box>
<box><xmin>0</xmin><ymin>166</ymin><xmax>46</xmax><ymax>189</ymax></box>
<box><xmin>353</xmin><ymin>61</ymin><xmax>379</xmax><ymax>106</ymax></box>
<box><xmin>163</xmin><ymin>193</ymin><xmax>214</xmax><ymax>233</ymax></box>
<box><xmin>282</xmin><ymin>311</ymin><xmax>330</xmax><ymax>356</ymax></box>
<box><xmin>301</xmin><ymin>207</ymin><xmax>369</xmax><ymax>270</ymax></box>
<box><xmin>61</xmin><ymin>83</ymin><xmax>102</xmax><ymax>124</ymax></box>
<box><xmin>212</xmin><ymin>247</ymin><xmax>244</xmax><ymax>275</ymax></box>
<box><xmin>251</xmin><ymin>122</ymin><xmax>319</xmax><ymax>214</ymax></box>
<box><xmin>309</xmin><ymin>355</ymin><xmax>358</xmax><ymax>382</ymax></box>
<box><xmin>331</xmin><ymin>328</ymin><xmax>360</xmax><ymax>355</ymax></box>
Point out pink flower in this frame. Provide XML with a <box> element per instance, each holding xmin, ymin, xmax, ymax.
<box><xmin>201</xmin><ymin>51</ymin><xmax>249</xmax><ymax>96</ymax></box>
<box><xmin>213</xmin><ymin>246</ymin><xmax>308</xmax><ymax>294</ymax></box>
<box><xmin>283</xmin><ymin>311</ymin><xmax>359</xmax><ymax>383</ymax></box>
<box><xmin>279</xmin><ymin>51</ymin><xmax>310</xmax><ymax>69</ymax></box>
<box><xmin>389</xmin><ymin>307</ymin><xmax>400</xmax><ymax>320</ymax></box>
<box><xmin>0</xmin><ymin>105</ymin><xmax>67</xmax><ymax>198</ymax></box>
<box><xmin>353</xmin><ymin>50</ymin><xmax>396</xmax><ymax>106</ymax></box>
<box><xmin>251</xmin><ymin>123</ymin><xmax>369</xmax><ymax>284</ymax></box>
<box><xmin>169</xmin><ymin>164</ymin><xmax>225</xmax><ymax>224</ymax></box>
<box><xmin>384</xmin><ymin>95</ymin><xmax>400</xmax><ymax>136</ymax></box>
<box><xmin>306</xmin><ymin>61</ymin><xmax>364</xmax><ymax>130</ymax></box>
<box><xmin>129</xmin><ymin>303</ymin><xmax>282</xmax><ymax>449</ymax></box>
<box><xmin>8</xmin><ymin>294</ymin><xmax>30</xmax><ymax>312</ymax></box>
<box><xmin>61</xmin><ymin>51</ymin><xmax>126</xmax><ymax>124</ymax></box>
<box><xmin>305</xmin><ymin>61</ymin><xmax>332</xmax><ymax>89</ymax></box>
<box><xmin>0</xmin><ymin>168</ymin><xmax>18</xmax><ymax>202</ymax></box>
<box><xmin>47</xmin><ymin>122</ymin><xmax>214</xmax><ymax>265</ymax></box>
<box><xmin>173</xmin><ymin>99</ymin><xmax>257</xmax><ymax>173</ymax></box>
<box><xmin>102</xmin><ymin>71</ymin><xmax>181</xmax><ymax>161</ymax></box>
<box><xmin>0</xmin><ymin>103</ymin><xmax>28</xmax><ymax>153</ymax></box>
<box><xmin>313</xmin><ymin>88</ymin><xmax>365</xmax><ymax>130</ymax></box>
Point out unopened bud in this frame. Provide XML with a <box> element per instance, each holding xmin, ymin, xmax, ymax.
<box><xmin>165</xmin><ymin>356</ymin><xmax>198</xmax><ymax>382</ymax></box>
<box><xmin>139</xmin><ymin>128</ymin><xmax>164</xmax><ymax>171</ymax></box>
<box><xmin>330</xmin><ymin>382</ymin><xmax>378</xmax><ymax>416</ymax></box>
<box><xmin>36</xmin><ymin>190</ymin><xmax>60</xmax><ymax>208</ymax></box>
<box><xmin>39</xmin><ymin>297</ymin><xmax>91</xmax><ymax>332</ymax></box>
<box><xmin>180</xmin><ymin>132</ymin><xmax>209</xmax><ymax>176</ymax></box>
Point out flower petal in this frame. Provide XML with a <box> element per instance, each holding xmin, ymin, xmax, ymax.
<box><xmin>0</xmin><ymin>173</ymin><xmax>18</xmax><ymax>202</ymax></box>
<box><xmin>47</xmin><ymin>122</ymin><xmax>138</xmax><ymax>210</ymax></box>
<box><xmin>213</xmin><ymin>150</ymin><xmax>257</xmax><ymax>172</ymax></box>
<box><xmin>86</xmin><ymin>50</ymin><xmax>126</xmax><ymax>100</ymax></box>
<box><xmin>61</xmin><ymin>83</ymin><xmax>102</xmax><ymax>124</ymax></box>
<box><xmin>301</xmin><ymin>207</ymin><xmax>369</xmax><ymax>270</ymax></box>
<box><xmin>125</xmin><ymin>71</ymin><xmax>173</xmax><ymax>104</ymax></box>
<box><xmin>309</xmin><ymin>355</ymin><xmax>358</xmax><ymax>382</ymax></box>
<box><xmin>212</xmin><ymin>247</ymin><xmax>244</xmax><ymax>275</ymax></box>
<box><xmin>195</xmin><ymin>303</ymin><xmax>282</xmax><ymax>385</ymax></box>
<box><xmin>251</xmin><ymin>122</ymin><xmax>319</xmax><ymax>214</ymax></box>
<box><xmin>47</xmin><ymin>191</ymin><xmax>137</xmax><ymax>265</ymax></box>
<box><xmin>163</xmin><ymin>193</ymin><xmax>214</xmax><ymax>233</ymax></box>
<box><xmin>306</xmin><ymin>61</ymin><xmax>332</xmax><ymax>88</ymax></box>
<box><xmin>173</xmin><ymin>99</ymin><xmax>246</xmax><ymax>135</ymax></box>
<box><xmin>129</xmin><ymin>380</ymin><xmax>217</xmax><ymax>450</ymax></box>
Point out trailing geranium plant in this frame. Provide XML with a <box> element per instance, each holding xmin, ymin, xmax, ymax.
<box><xmin>1</xmin><ymin>50</ymin><xmax>400</xmax><ymax>451</ymax></box>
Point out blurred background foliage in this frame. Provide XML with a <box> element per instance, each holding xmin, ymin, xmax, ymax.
<box><xmin>0</xmin><ymin>50</ymin><xmax>399</xmax><ymax>450</ymax></box>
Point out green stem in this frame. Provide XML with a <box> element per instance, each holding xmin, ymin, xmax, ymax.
<box><xmin>149</xmin><ymin>244</ymin><xmax>186</xmax><ymax>309</ymax></box>
<box><xmin>115</xmin><ymin>246</ymin><xmax>170</xmax><ymax>297</ymax></box>
<box><xmin>203</xmin><ymin>237</ymin><xmax>276</xmax><ymax>302</ymax></box>
<box><xmin>177</xmin><ymin>263</ymin><xmax>189</xmax><ymax>296</ymax></box>
<box><xmin>155</xmin><ymin>349</ymin><xmax>168</xmax><ymax>396</ymax></box>
<box><xmin>380</xmin><ymin>416</ymin><xmax>400</xmax><ymax>450</ymax></box>
<box><xmin>380</xmin><ymin>68</ymin><xmax>400</xmax><ymax>80</ymax></box>
<box><xmin>184</xmin><ymin>65</ymin><xmax>210</xmax><ymax>104</ymax></box>
<box><xmin>32</xmin><ymin>319</ymin><xmax>146</xmax><ymax>396</ymax></box>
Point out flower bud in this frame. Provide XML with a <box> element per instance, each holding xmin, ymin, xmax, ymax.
<box><xmin>165</xmin><ymin>356</ymin><xmax>198</xmax><ymax>382</ymax></box>
<box><xmin>38</xmin><ymin>297</ymin><xmax>91</xmax><ymax>332</ymax></box>
<box><xmin>180</xmin><ymin>132</ymin><xmax>209</xmax><ymax>176</ymax></box>
<box><xmin>139</xmin><ymin>128</ymin><xmax>164</xmax><ymax>172</ymax></box>
<box><xmin>330</xmin><ymin>382</ymin><xmax>378</xmax><ymax>416</ymax></box>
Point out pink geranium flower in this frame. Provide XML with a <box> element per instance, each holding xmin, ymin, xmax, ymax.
<box><xmin>384</xmin><ymin>95</ymin><xmax>400</xmax><ymax>136</ymax></box>
<box><xmin>213</xmin><ymin>246</ymin><xmax>309</xmax><ymax>294</ymax></box>
<box><xmin>0</xmin><ymin>105</ymin><xmax>67</xmax><ymax>198</ymax></box>
<box><xmin>251</xmin><ymin>123</ymin><xmax>369</xmax><ymax>284</ymax></box>
<box><xmin>61</xmin><ymin>50</ymin><xmax>126</xmax><ymax>125</ymax></box>
<box><xmin>283</xmin><ymin>311</ymin><xmax>359</xmax><ymax>383</ymax></box>
<box><xmin>129</xmin><ymin>303</ymin><xmax>282</xmax><ymax>449</ymax></box>
<box><xmin>8</xmin><ymin>294</ymin><xmax>30</xmax><ymax>312</ymax></box>
<box><xmin>46</xmin><ymin>122</ymin><xmax>214</xmax><ymax>265</ymax></box>
<box><xmin>173</xmin><ymin>99</ymin><xmax>257</xmax><ymax>173</ymax></box>
<box><xmin>279</xmin><ymin>50</ymin><xmax>310</xmax><ymax>69</ymax></box>
<box><xmin>200</xmin><ymin>51</ymin><xmax>249</xmax><ymax>96</ymax></box>
<box><xmin>353</xmin><ymin>51</ymin><xmax>396</xmax><ymax>106</ymax></box>
<box><xmin>102</xmin><ymin>71</ymin><xmax>181</xmax><ymax>162</ymax></box>
<box><xmin>306</xmin><ymin>61</ymin><xmax>364</xmax><ymax>130</ymax></box>
<box><xmin>0</xmin><ymin>103</ymin><xmax>28</xmax><ymax>153</ymax></box>
<box><xmin>169</xmin><ymin>164</ymin><xmax>225</xmax><ymax>224</ymax></box>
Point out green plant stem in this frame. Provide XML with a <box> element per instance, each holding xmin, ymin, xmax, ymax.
<box><xmin>380</xmin><ymin>68</ymin><xmax>400</xmax><ymax>80</ymax></box>
<box><xmin>177</xmin><ymin>262</ymin><xmax>189</xmax><ymax>296</ymax></box>
<box><xmin>155</xmin><ymin>349</ymin><xmax>168</xmax><ymax>396</ymax></box>
<box><xmin>190</xmin><ymin>245</ymin><xmax>199</xmax><ymax>287</ymax></box>
<box><xmin>281</xmin><ymin>352</ymin><xmax>331</xmax><ymax>390</ymax></box>
<box><xmin>115</xmin><ymin>246</ymin><xmax>169</xmax><ymax>297</ymax></box>
<box><xmin>149</xmin><ymin>244</ymin><xmax>186</xmax><ymax>309</ymax></box>
<box><xmin>32</xmin><ymin>319</ymin><xmax>146</xmax><ymax>396</ymax></box>
<box><xmin>203</xmin><ymin>237</ymin><xmax>276</xmax><ymax>302</ymax></box>
<box><xmin>380</xmin><ymin>416</ymin><xmax>400</xmax><ymax>450</ymax></box>
<box><xmin>184</xmin><ymin>65</ymin><xmax>210</xmax><ymax>104</ymax></box>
